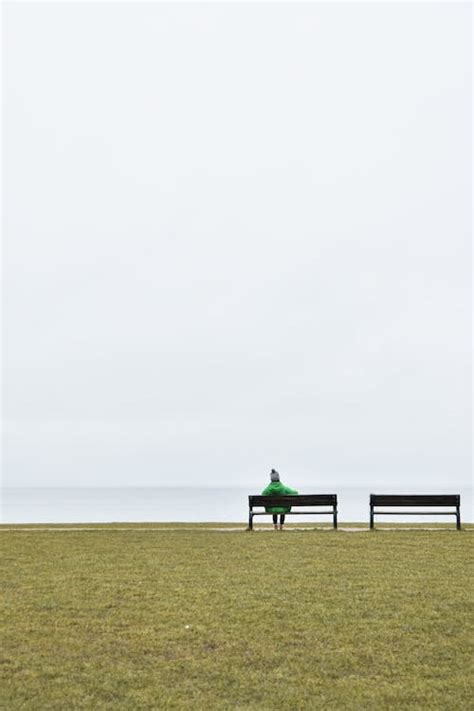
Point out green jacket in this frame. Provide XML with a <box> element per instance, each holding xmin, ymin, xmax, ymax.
<box><xmin>261</xmin><ymin>481</ymin><xmax>299</xmax><ymax>513</ymax></box>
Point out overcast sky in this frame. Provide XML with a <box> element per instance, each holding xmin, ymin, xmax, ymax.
<box><xmin>3</xmin><ymin>2</ymin><xmax>471</xmax><ymax>489</ymax></box>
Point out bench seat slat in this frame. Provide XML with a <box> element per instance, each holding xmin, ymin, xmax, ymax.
<box><xmin>251</xmin><ymin>510</ymin><xmax>335</xmax><ymax>516</ymax></box>
<box><xmin>371</xmin><ymin>510</ymin><xmax>457</xmax><ymax>515</ymax></box>
<box><xmin>371</xmin><ymin>495</ymin><xmax>460</xmax><ymax>507</ymax></box>
<box><xmin>249</xmin><ymin>495</ymin><xmax>336</xmax><ymax>508</ymax></box>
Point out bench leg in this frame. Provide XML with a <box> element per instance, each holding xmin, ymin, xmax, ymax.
<box><xmin>249</xmin><ymin>511</ymin><xmax>253</xmax><ymax>531</ymax></box>
<box><xmin>370</xmin><ymin>508</ymin><xmax>374</xmax><ymax>530</ymax></box>
<box><xmin>333</xmin><ymin>508</ymin><xmax>338</xmax><ymax>530</ymax></box>
<box><xmin>456</xmin><ymin>507</ymin><xmax>461</xmax><ymax>530</ymax></box>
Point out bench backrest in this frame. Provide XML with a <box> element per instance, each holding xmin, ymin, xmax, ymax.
<box><xmin>249</xmin><ymin>494</ymin><xmax>337</xmax><ymax>508</ymax></box>
<box><xmin>370</xmin><ymin>494</ymin><xmax>460</xmax><ymax>507</ymax></box>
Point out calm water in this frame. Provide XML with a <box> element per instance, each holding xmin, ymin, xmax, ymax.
<box><xmin>1</xmin><ymin>486</ymin><xmax>472</xmax><ymax>524</ymax></box>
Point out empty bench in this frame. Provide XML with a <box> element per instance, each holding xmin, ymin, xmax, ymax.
<box><xmin>248</xmin><ymin>495</ymin><xmax>338</xmax><ymax>530</ymax></box>
<box><xmin>370</xmin><ymin>494</ymin><xmax>461</xmax><ymax>530</ymax></box>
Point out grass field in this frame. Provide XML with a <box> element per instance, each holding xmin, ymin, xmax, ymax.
<box><xmin>1</xmin><ymin>525</ymin><xmax>472</xmax><ymax>710</ymax></box>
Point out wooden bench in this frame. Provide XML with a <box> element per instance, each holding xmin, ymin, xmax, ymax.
<box><xmin>370</xmin><ymin>494</ymin><xmax>461</xmax><ymax>530</ymax></box>
<box><xmin>248</xmin><ymin>495</ymin><xmax>338</xmax><ymax>530</ymax></box>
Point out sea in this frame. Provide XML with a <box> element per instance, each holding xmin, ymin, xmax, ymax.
<box><xmin>1</xmin><ymin>486</ymin><xmax>472</xmax><ymax>524</ymax></box>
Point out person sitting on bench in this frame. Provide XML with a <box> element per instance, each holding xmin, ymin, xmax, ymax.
<box><xmin>261</xmin><ymin>469</ymin><xmax>299</xmax><ymax>530</ymax></box>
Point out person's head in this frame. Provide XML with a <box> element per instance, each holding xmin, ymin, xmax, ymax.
<box><xmin>270</xmin><ymin>469</ymin><xmax>280</xmax><ymax>482</ymax></box>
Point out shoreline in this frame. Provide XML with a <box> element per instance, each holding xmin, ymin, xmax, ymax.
<box><xmin>1</xmin><ymin>522</ymin><xmax>472</xmax><ymax>532</ymax></box>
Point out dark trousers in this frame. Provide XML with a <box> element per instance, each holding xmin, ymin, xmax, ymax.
<box><xmin>272</xmin><ymin>514</ymin><xmax>286</xmax><ymax>525</ymax></box>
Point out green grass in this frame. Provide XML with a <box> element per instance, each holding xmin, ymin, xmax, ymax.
<box><xmin>1</xmin><ymin>526</ymin><xmax>473</xmax><ymax>709</ymax></box>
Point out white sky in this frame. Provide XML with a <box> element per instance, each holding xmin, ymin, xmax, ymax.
<box><xmin>3</xmin><ymin>1</ymin><xmax>472</xmax><ymax>488</ymax></box>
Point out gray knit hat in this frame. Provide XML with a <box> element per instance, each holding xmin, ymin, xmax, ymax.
<box><xmin>270</xmin><ymin>469</ymin><xmax>280</xmax><ymax>482</ymax></box>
